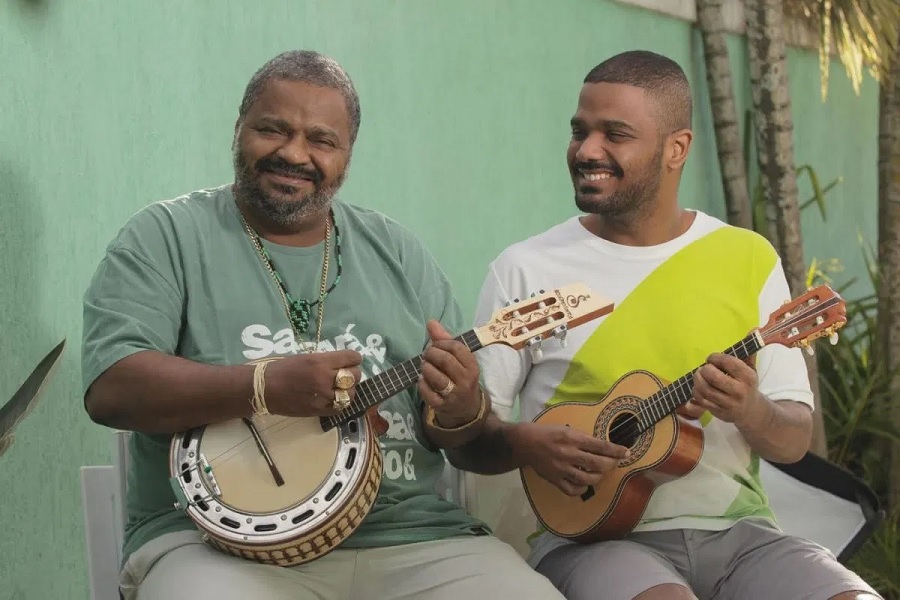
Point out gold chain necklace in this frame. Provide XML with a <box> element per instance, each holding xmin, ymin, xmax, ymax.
<box><xmin>240</xmin><ymin>213</ymin><xmax>332</xmax><ymax>349</ymax></box>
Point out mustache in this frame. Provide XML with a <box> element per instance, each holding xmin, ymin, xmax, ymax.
<box><xmin>256</xmin><ymin>156</ymin><xmax>323</xmax><ymax>183</ymax></box>
<box><xmin>575</xmin><ymin>161</ymin><xmax>624</xmax><ymax>178</ymax></box>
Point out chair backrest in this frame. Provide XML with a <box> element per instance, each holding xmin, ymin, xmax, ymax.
<box><xmin>458</xmin><ymin>453</ymin><xmax>883</xmax><ymax>564</ymax></box>
<box><xmin>460</xmin><ymin>470</ymin><xmax>534</xmax><ymax>559</ymax></box>
<box><xmin>759</xmin><ymin>453</ymin><xmax>884</xmax><ymax>562</ymax></box>
<box><xmin>79</xmin><ymin>430</ymin><xmax>131</xmax><ymax>600</ymax></box>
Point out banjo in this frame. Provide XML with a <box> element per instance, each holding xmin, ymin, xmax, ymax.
<box><xmin>168</xmin><ymin>282</ymin><xmax>614</xmax><ymax>567</ymax></box>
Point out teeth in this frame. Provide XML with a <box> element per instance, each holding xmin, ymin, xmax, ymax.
<box><xmin>582</xmin><ymin>172</ymin><xmax>612</xmax><ymax>181</ymax></box>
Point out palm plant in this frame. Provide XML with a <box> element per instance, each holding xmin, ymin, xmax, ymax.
<box><xmin>783</xmin><ymin>0</ymin><xmax>900</xmax><ymax>99</ymax></box>
<box><xmin>0</xmin><ymin>340</ymin><xmax>65</xmax><ymax>457</ymax></box>
<box><xmin>695</xmin><ymin>1</ymin><xmax>900</xmax><ymax>592</ymax></box>
<box><xmin>813</xmin><ymin>245</ymin><xmax>899</xmax><ymax>596</ymax></box>
<box><xmin>696</xmin><ymin>0</ymin><xmax>754</xmax><ymax>230</ymax></box>
<box><xmin>785</xmin><ymin>0</ymin><xmax>900</xmax><ymax>522</ymax></box>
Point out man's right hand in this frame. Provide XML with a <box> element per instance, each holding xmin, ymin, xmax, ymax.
<box><xmin>264</xmin><ymin>350</ymin><xmax>363</xmax><ymax>417</ymax></box>
<box><xmin>511</xmin><ymin>422</ymin><xmax>630</xmax><ymax>496</ymax></box>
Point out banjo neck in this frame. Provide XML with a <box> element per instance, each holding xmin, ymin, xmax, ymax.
<box><xmin>320</xmin><ymin>329</ymin><xmax>482</xmax><ymax>432</ymax></box>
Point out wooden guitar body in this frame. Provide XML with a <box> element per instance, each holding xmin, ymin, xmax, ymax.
<box><xmin>521</xmin><ymin>370</ymin><xmax>703</xmax><ymax>543</ymax></box>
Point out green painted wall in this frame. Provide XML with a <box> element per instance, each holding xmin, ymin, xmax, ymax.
<box><xmin>0</xmin><ymin>1</ymin><xmax>879</xmax><ymax>598</ymax></box>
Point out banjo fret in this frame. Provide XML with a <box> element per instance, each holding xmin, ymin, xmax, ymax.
<box><xmin>320</xmin><ymin>330</ymin><xmax>483</xmax><ymax>432</ymax></box>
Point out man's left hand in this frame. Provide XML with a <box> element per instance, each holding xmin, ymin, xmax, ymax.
<box><xmin>686</xmin><ymin>352</ymin><xmax>764</xmax><ymax>427</ymax></box>
<box><xmin>418</xmin><ymin>320</ymin><xmax>483</xmax><ymax>428</ymax></box>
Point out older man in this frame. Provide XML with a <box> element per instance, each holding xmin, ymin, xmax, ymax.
<box><xmin>82</xmin><ymin>49</ymin><xmax>564</xmax><ymax>600</ymax></box>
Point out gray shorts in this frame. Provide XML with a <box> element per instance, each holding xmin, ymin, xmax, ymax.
<box><xmin>535</xmin><ymin>518</ymin><xmax>880</xmax><ymax>600</ymax></box>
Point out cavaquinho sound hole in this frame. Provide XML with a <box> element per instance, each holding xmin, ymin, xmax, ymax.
<box><xmin>580</xmin><ymin>408</ymin><xmax>646</xmax><ymax>504</ymax></box>
<box><xmin>591</xmin><ymin>395</ymin><xmax>652</xmax><ymax>464</ymax></box>
<box><xmin>606</xmin><ymin>412</ymin><xmax>641</xmax><ymax>449</ymax></box>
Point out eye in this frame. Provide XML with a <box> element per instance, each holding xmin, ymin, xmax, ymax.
<box><xmin>310</xmin><ymin>135</ymin><xmax>338</xmax><ymax>149</ymax></box>
<box><xmin>570</xmin><ymin>128</ymin><xmax>586</xmax><ymax>141</ymax></box>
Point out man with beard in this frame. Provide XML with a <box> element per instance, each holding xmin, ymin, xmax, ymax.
<box><xmin>81</xmin><ymin>50</ymin><xmax>565</xmax><ymax>600</ymax></box>
<box><xmin>447</xmin><ymin>50</ymin><xmax>880</xmax><ymax>600</ymax></box>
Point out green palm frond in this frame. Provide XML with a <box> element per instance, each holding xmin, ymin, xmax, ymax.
<box><xmin>848</xmin><ymin>513</ymin><xmax>900</xmax><ymax>597</ymax></box>
<box><xmin>785</xmin><ymin>0</ymin><xmax>900</xmax><ymax>98</ymax></box>
<box><xmin>814</xmin><ymin>241</ymin><xmax>899</xmax><ymax>470</ymax></box>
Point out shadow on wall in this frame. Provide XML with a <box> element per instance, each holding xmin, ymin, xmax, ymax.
<box><xmin>14</xmin><ymin>0</ymin><xmax>50</xmax><ymax>21</ymax></box>
<box><xmin>17</xmin><ymin>0</ymin><xmax>48</xmax><ymax>10</ymax></box>
<box><xmin>0</xmin><ymin>160</ymin><xmax>59</xmax><ymax>597</ymax></box>
<box><xmin>0</xmin><ymin>160</ymin><xmax>54</xmax><ymax>415</ymax></box>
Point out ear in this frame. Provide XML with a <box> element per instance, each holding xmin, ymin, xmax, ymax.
<box><xmin>665</xmin><ymin>128</ymin><xmax>693</xmax><ymax>170</ymax></box>
<box><xmin>232</xmin><ymin>118</ymin><xmax>242</xmax><ymax>150</ymax></box>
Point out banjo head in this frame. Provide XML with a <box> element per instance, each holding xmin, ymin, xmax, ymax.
<box><xmin>169</xmin><ymin>414</ymin><xmax>372</xmax><ymax>547</ymax></box>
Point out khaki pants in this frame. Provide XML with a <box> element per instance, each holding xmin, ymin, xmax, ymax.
<box><xmin>121</xmin><ymin>530</ymin><xmax>564</xmax><ymax>600</ymax></box>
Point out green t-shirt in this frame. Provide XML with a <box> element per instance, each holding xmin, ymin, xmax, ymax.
<box><xmin>81</xmin><ymin>185</ymin><xmax>485</xmax><ymax>564</ymax></box>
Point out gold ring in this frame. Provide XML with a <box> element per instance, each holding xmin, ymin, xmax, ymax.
<box><xmin>333</xmin><ymin>389</ymin><xmax>351</xmax><ymax>411</ymax></box>
<box><xmin>335</xmin><ymin>368</ymin><xmax>355</xmax><ymax>390</ymax></box>
<box><xmin>438</xmin><ymin>379</ymin><xmax>455</xmax><ymax>397</ymax></box>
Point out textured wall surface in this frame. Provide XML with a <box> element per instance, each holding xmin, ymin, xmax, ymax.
<box><xmin>0</xmin><ymin>0</ymin><xmax>878</xmax><ymax>598</ymax></box>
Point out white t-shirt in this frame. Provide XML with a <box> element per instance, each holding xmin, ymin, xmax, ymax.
<box><xmin>473</xmin><ymin>210</ymin><xmax>814</xmax><ymax>567</ymax></box>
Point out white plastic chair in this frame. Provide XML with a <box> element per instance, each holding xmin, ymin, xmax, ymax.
<box><xmin>80</xmin><ymin>430</ymin><xmax>129</xmax><ymax>600</ymax></box>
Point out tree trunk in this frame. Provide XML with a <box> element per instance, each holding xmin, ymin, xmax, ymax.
<box><xmin>877</xmin><ymin>35</ymin><xmax>900</xmax><ymax>512</ymax></box>
<box><xmin>696</xmin><ymin>0</ymin><xmax>753</xmax><ymax>230</ymax></box>
<box><xmin>745</xmin><ymin>0</ymin><xmax>827</xmax><ymax>457</ymax></box>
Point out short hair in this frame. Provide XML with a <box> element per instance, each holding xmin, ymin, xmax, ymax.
<box><xmin>584</xmin><ymin>50</ymin><xmax>692</xmax><ymax>133</ymax></box>
<box><xmin>238</xmin><ymin>50</ymin><xmax>362</xmax><ymax>144</ymax></box>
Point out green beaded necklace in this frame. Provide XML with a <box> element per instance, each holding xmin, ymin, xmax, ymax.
<box><xmin>241</xmin><ymin>208</ymin><xmax>343</xmax><ymax>339</ymax></box>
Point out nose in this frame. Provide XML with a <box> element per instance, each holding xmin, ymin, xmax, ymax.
<box><xmin>276</xmin><ymin>134</ymin><xmax>311</xmax><ymax>165</ymax></box>
<box><xmin>574</xmin><ymin>132</ymin><xmax>607</xmax><ymax>164</ymax></box>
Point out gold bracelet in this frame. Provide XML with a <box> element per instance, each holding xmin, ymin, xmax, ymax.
<box><xmin>250</xmin><ymin>361</ymin><xmax>270</xmax><ymax>416</ymax></box>
<box><xmin>425</xmin><ymin>388</ymin><xmax>488</xmax><ymax>432</ymax></box>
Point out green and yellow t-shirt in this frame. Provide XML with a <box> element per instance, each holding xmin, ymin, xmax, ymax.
<box><xmin>473</xmin><ymin>210</ymin><xmax>813</xmax><ymax>567</ymax></box>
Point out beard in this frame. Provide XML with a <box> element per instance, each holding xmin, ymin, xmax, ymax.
<box><xmin>573</xmin><ymin>144</ymin><xmax>664</xmax><ymax>220</ymax></box>
<box><xmin>232</xmin><ymin>145</ymin><xmax>346</xmax><ymax>227</ymax></box>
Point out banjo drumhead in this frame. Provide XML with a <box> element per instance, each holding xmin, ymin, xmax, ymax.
<box><xmin>200</xmin><ymin>415</ymin><xmax>339</xmax><ymax>513</ymax></box>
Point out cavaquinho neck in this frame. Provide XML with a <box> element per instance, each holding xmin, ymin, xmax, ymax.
<box><xmin>634</xmin><ymin>330</ymin><xmax>763</xmax><ymax>435</ymax></box>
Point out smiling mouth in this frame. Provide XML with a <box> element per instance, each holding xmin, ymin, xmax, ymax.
<box><xmin>577</xmin><ymin>169</ymin><xmax>618</xmax><ymax>182</ymax></box>
<box><xmin>265</xmin><ymin>171</ymin><xmax>315</xmax><ymax>187</ymax></box>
